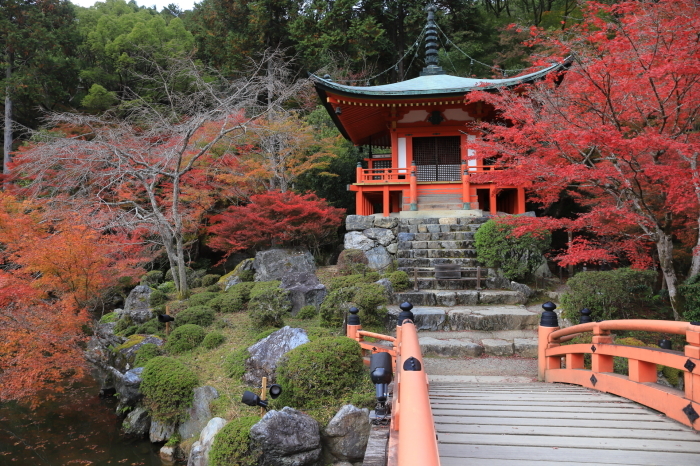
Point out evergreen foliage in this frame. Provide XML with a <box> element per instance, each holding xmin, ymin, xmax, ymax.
<box><xmin>133</xmin><ymin>343</ymin><xmax>162</xmax><ymax>367</ymax></box>
<box><xmin>140</xmin><ymin>356</ymin><xmax>198</xmax><ymax>423</ymax></box>
<box><xmin>474</xmin><ymin>219</ymin><xmax>551</xmax><ymax>281</ymax></box>
<box><xmin>208</xmin><ymin>416</ymin><xmax>260</xmax><ymax>466</ymax></box>
<box><xmin>165</xmin><ymin>324</ymin><xmax>206</xmax><ymax>353</ymax></box>
<box><xmin>202</xmin><ymin>331</ymin><xmax>225</xmax><ymax>349</ymax></box>
<box><xmin>176</xmin><ymin>306</ymin><xmax>215</xmax><ymax>328</ymax></box>
<box><xmin>247</xmin><ymin>281</ymin><xmax>290</xmax><ymax>328</ymax></box>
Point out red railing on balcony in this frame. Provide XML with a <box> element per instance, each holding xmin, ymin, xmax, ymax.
<box><xmin>356</xmin><ymin>165</ymin><xmax>508</xmax><ymax>184</ymax></box>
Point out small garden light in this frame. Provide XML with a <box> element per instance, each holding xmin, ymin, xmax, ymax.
<box><xmin>268</xmin><ymin>384</ymin><xmax>283</xmax><ymax>399</ymax></box>
<box><xmin>241</xmin><ymin>390</ymin><xmax>268</xmax><ymax>409</ymax></box>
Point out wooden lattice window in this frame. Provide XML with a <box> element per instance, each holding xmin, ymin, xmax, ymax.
<box><xmin>372</xmin><ymin>159</ymin><xmax>391</xmax><ymax>179</ymax></box>
<box><xmin>412</xmin><ymin>136</ymin><xmax>461</xmax><ymax>181</ymax></box>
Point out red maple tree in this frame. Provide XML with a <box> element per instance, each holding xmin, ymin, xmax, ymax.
<box><xmin>207</xmin><ymin>190</ymin><xmax>345</xmax><ymax>257</ymax></box>
<box><xmin>466</xmin><ymin>0</ymin><xmax>700</xmax><ymax>318</ymax></box>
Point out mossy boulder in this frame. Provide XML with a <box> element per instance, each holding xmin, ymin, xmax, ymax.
<box><xmin>219</xmin><ymin>258</ymin><xmax>255</xmax><ymax>291</ymax></box>
<box><xmin>112</xmin><ymin>334</ymin><xmax>164</xmax><ymax>372</ymax></box>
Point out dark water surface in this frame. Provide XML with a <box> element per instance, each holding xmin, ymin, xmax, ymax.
<box><xmin>0</xmin><ymin>377</ymin><xmax>162</xmax><ymax>466</ymax></box>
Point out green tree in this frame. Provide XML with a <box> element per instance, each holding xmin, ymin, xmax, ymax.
<box><xmin>1</xmin><ymin>0</ymin><xmax>79</xmax><ymax>175</ymax></box>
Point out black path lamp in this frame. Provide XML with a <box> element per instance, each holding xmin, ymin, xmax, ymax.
<box><xmin>241</xmin><ymin>376</ymin><xmax>284</xmax><ymax>414</ymax></box>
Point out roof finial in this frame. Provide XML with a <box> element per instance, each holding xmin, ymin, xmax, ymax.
<box><xmin>421</xmin><ymin>3</ymin><xmax>445</xmax><ymax>76</ymax></box>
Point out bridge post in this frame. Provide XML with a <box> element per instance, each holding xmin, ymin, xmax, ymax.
<box><xmin>591</xmin><ymin>324</ymin><xmax>614</xmax><ymax>373</ymax></box>
<box><xmin>684</xmin><ymin>324</ymin><xmax>700</xmax><ymax>402</ymax></box>
<box><xmin>346</xmin><ymin>307</ymin><xmax>362</xmax><ymax>342</ymax></box>
<box><xmin>538</xmin><ymin>301</ymin><xmax>560</xmax><ymax>381</ymax></box>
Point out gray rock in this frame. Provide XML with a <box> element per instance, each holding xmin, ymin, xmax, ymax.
<box><xmin>509</xmin><ymin>281</ymin><xmax>533</xmax><ymax>299</ymax></box>
<box><xmin>373</xmin><ymin>278</ymin><xmax>394</xmax><ymax>301</ymax></box>
<box><xmin>482</xmin><ymin>338</ymin><xmax>514</xmax><ymax>356</ymax></box>
<box><xmin>113</xmin><ymin>366</ymin><xmax>145</xmax><ymax>411</ymax></box>
<box><xmin>346</xmin><ymin>215</ymin><xmax>375</xmax><ymax>231</ymax></box>
<box><xmin>187</xmin><ymin>442</ymin><xmax>204</xmax><ymax>466</ymax></box>
<box><xmin>178</xmin><ymin>386</ymin><xmax>219</xmax><ymax>440</ymax></box>
<box><xmin>455</xmin><ymin>291</ymin><xmax>479</xmax><ymax>306</ymax></box>
<box><xmin>397</xmin><ymin>232</ymin><xmax>414</xmax><ymax>242</ymax></box>
<box><xmin>373</xmin><ymin>217</ymin><xmax>398</xmax><ymax>229</ymax></box>
<box><xmin>221</xmin><ymin>258</ymin><xmax>255</xmax><ymax>291</ymax></box>
<box><xmin>85</xmin><ymin>323</ymin><xmax>126</xmax><ymax>393</ymax></box>
<box><xmin>244</xmin><ymin>327</ymin><xmax>310</xmax><ymax>385</ymax></box>
<box><xmin>344</xmin><ymin>231</ymin><xmax>376</xmax><ymax>251</ymax></box>
<box><xmin>254</xmin><ymin>249</ymin><xmax>317</xmax><ymax>282</ymax></box>
<box><xmin>150</xmin><ymin>418</ymin><xmax>176</xmax><ymax>443</ymax></box>
<box><xmin>514</xmin><ymin>338</ymin><xmax>538</xmax><ymax>358</ymax></box>
<box><xmin>281</xmin><ymin>272</ymin><xmax>327</xmax><ymax>315</ymax></box>
<box><xmin>112</xmin><ymin>335</ymin><xmax>165</xmax><ymax>373</ymax></box>
<box><xmin>386</xmin><ymin>243</ymin><xmax>398</xmax><ymax>254</ymax></box>
<box><xmin>120</xmin><ymin>285</ymin><xmax>155</xmax><ymax>324</ymax></box>
<box><xmin>363</xmin><ymin>228</ymin><xmax>395</xmax><ymax>247</ymax></box>
<box><xmin>365</xmin><ymin>246</ymin><xmax>392</xmax><ymax>270</ymax></box>
<box><xmin>323</xmin><ymin>405</ymin><xmax>371</xmax><ymax>462</ymax></box>
<box><xmin>122</xmin><ymin>406</ymin><xmax>151</xmax><ymax>438</ymax></box>
<box><xmin>478</xmin><ymin>290</ymin><xmax>527</xmax><ymax>305</ymax></box>
<box><xmin>200</xmin><ymin>417</ymin><xmax>228</xmax><ymax>463</ymax></box>
<box><xmin>160</xmin><ymin>445</ymin><xmax>177</xmax><ymax>462</ymax></box>
<box><xmin>250</xmin><ymin>407</ymin><xmax>321</xmax><ymax>466</ymax></box>
<box><xmin>419</xmin><ymin>337</ymin><xmax>483</xmax><ymax>358</ymax></box>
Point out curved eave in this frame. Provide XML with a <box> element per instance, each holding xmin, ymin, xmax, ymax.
<box><xmin>311</xmin><ymin>59</ymin><xmax>570</xmax><ymax>99</ymax></box>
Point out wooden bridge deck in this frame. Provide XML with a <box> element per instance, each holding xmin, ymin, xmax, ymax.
<box><xmin>430</xmin><ymin>382</ymin><xmax>700</xmax><ymax>466</ymax></box>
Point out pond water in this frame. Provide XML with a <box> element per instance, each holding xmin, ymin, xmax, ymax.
<box><xmin>0</xmin><ymin>377</ymin><xmax>163</xmax><ymax>466</ymax></box>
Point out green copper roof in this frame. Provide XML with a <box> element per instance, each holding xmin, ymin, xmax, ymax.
<box><xmin>311</xmin><ymin>61</ymin><xmax>567</xmax><ymax>97</ymax></box>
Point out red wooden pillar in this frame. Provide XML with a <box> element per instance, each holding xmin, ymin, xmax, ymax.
<box><xmin>356</xmin><ymin>190</ymin><xmax>365</xmax><ymax>216</ymax></box>
<box><xmin>517</xmin><ymin>187</ymin><xmax>526</xmax><ymax>214</ymax></box>
<box><xmin>461</xmin><ymin>161</ymin><xmax>470</xmax><ymax>209</ymax></box>
<box><xmin>383</xmin><ymin>185</ymin><xmax>390</xmax><ymax>217</ymax></box>
<box><xmin>409</xmin><ymin>163</ymin><xmax>417</xmax><ymax>211</ymax></box>
<box><xmin>489</xmin><ymin>186</ymin><xmax>497</xmax><ymax>215</ymax></box>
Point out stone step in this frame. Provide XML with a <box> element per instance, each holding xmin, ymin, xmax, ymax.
<box><xmin>385</xmin><ymin>303</ymin><xmax>537</xmax><ymax>331</ymax></box>
<box><xmin>399</xmin><ymin>240</ymin><xmax>474</xmax><ymax>250</ymax></box>
<box><xmin>419</xmin><ymin>329</ymin><xmax>539</xmax><ymax>358</ymax></box>
<box><xmin>397</xmin><ymin>250</ymin><xmax>478</xmax><ymax>260</ymax></box>
<box><xmin>398</xmin><ymin>223</ymin><xmax>482</xmax><ymax>233</ymax></box>
<box><xmin>405</xmin><ymin>278</ymin><xmax>481</xmax><ymax>291</ymax></box>
<box><xmin>398</xmin><ymin>232</ymin><xmax>475</xmax><ymax>242</ymax></box>
<box><xmin>398</xmin><ymin>257</ymin><xmax>478</xmax><ymax>268</ymax></box>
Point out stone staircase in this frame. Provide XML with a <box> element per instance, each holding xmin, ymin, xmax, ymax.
<box><xmin>396</xmin><ymin>216</ymin><xmax>489</xmax><ymax>295</ymax></box>
<box><xmin>416</xmin><ymin>193</ymin><xmax>463</xmax><ymax>210</ymax></box>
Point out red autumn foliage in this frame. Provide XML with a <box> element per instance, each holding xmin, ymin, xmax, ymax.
<box><xmin>207</xmin><ymin>190</ymin><xmax>345</xmax><ymax>256</ymax></box>
<box><xmin>465</xmin><ymin>0</ymin><xmax>700</xmax><ymax>317</ymax></box>
<box><xmin>0</xmin><ymin>194</ymin><xmax>144</xmax><ymax>405</ymax></box>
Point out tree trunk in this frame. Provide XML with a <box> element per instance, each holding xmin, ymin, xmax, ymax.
<box><xmin>175</xmin><ymin>233</ymin><xmax>189</xmax><ymax>299</ymax></box>
<box><xmin>689</xmin><ymin>218</ymin><xmax>700</xmax><ymax>279</ymax></box>
<box><xmin>656</xmin><ymin>232</ymin><xmax>681</xmax><ymax>320</ymax></box>
<box><xmin>3</xmin><ymin>50</ymin><xmax>13</xmax><ymax>182</ymax></box>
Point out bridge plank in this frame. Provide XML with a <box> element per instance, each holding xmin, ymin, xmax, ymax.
<box><xmin>437</xmin><ymin>444</ymin><xmax>700</xmax><ymax>465</ymax></box>
<box><xmin>437</xmin><ymin>433</ymin><xmax>700</xmax><ymax>453</ymax></box>
<box><xmin>433</xmin><ymin>423</ymin><xmax>700</xmax><ymax>440</ymax></box>
<box><xmin>432</xmin><ymin>415</ymin><xmax>683</xmax><ymax>430</ymax></box>
<box><xmin>431</xmin><ymin>407</ymin><xmax>658</xmax><ymax>418</ymax></box>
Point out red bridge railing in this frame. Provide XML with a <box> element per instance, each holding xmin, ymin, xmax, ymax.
<box><xmin>347</xmin><ymin>303</ymin><xmax>441</xmax><ymax>466</ymax></box>
<box><xmin>537</xmin><ymin>302</ymin><xmax>700</xmax><ymax>429</ymax></box>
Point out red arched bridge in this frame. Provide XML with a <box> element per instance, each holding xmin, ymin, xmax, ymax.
<box><xmin>347</xmin><ymin>303</ymin><xmax>700</xmax><ymax>466</ymax></box>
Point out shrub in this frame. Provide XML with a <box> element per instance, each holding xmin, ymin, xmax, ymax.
<box><xmin>560</xmin><ymin>268</ymin><xmax>656</xmax><ymax>322</ymax></box>
<box><xmin>230</xmin><ymin>281</ymin><xmax>256</xmax><ymax>301</ymax></box>
<box><xmin>387</xmin><ymin>270</ymin><xmax>410</xmax><ymax>292</ymax></box>
<box><xmin>354</xmin><ymin>283</ymin><xmax>388</xmax><ymax>328</ymax></box>
<box><xmin>297</xmin><ymin>305</ymin><xmax>317</xmax><ymax>320</ymax></box>
<box><xmin>202</xmin><ymin>331</ymin><xmax>225</xmax><ymax>349</ymax></box>
<box><xmin>224</xmin><ymin>348</ymin><xmax>249</xmax><ymax>380</ymax></box>
<box><xmin>208</xmin><ymin>416</ymin><xmax>260</xmax><ymax>466</ymax></box>
<box><xmin>306</xmin><ymin>327</ymin><xmax>334</xmax><ymax>341</ymax></box>
<box><xmin>189</xmin><ymin>292</ymin><xmax>219</xmax><ymax>307</ymax></box>
<box><xmin>157</xmin><ymin>281</ymin><xmax>177</xmax><ymax>294</ymax></box>
<box><xmin>474</xmin><ymin>219</ymin><xmax>551</xmax><ymax>281</ymax></box>
<box><xmin>248</xmin><ymin>281</ymin><xmax>291</xmax><ymax>328</ymax></box>
<box><xmin>679</xmin><ymin>275</ymin><xmax>700</xmax><ymax>322</ymax></box>
<box><xmin>140</xmin><ymin>270</ymin><xmax>164</xmax><ymax>287</ymax></box>
<box><xmin>319</xmin><ymin>286</ymin><xmax>357</xmax><ymax>328</ymax></box>
<box><xmin>277</xmin><ymin>337</ymin><xmax>366</xmax><ymax>410</ymax></box>
<box><xmin>140</xmin><ymin>356</ymin><xmax>198</xmax><ymax>423</ymax></box>
<box><xmin>99</xmin><ymin>312</ymin><xmax>118</xmax><ymax>323</ymax></box>
<box><xmin>337</xmin><ymin>249</ymin><xmax>369</xmax><ymax>275</ymax></box>
<box><xmin>329</xmin><ymin>272</ymin><xmax>380</xmax><ymax>291</ymax></box>
<box><xmin>150</xmin><ymin>289</ymin><xmax>168</xmax><ymax>307</ymax></box>
<box><xmin>239</xmin><ymin>269</ymin><xmax>255</xmax><ymax>282</ymax></box>
<box><xmin>176</xmin><ymin>306</ymin><xmax>215</xmax><ymax>327</ymax></box>
<box><xmin>165</xmin><ymin>324</ymin><xmax>206</xmax><ymax>353</ymax></box>
<box><xmin>114</xmin><ymin>315</ymin><xmax>133</xmax><ymax>335</ymax></box>
<box><xmin>134</xmin><ymin>318</ymin><xmax>164</xmax><ymax>336</ymax></box>
<box><xmin>206</xmin><ymin>284</ymin><xmax>221</xmax><ymax>293</ymax></box>
<box><xmin>134</xmin><ymin>343</ymin><xmax>162</xmax><ymax>367</ymax></box>
<box><xmin>201</xmin><ymin>274</ymin><xmax>222</xmax><ymax>287</ymax></box>
<box><xmin>254</xmin><ymin>328</ymin><xmax>279</xmax><ymax>341</ymax></box>
<box><xmin>209</xmin><ymin>292</ymin><xmax>246</xmax><ymax>313</ymax></box>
